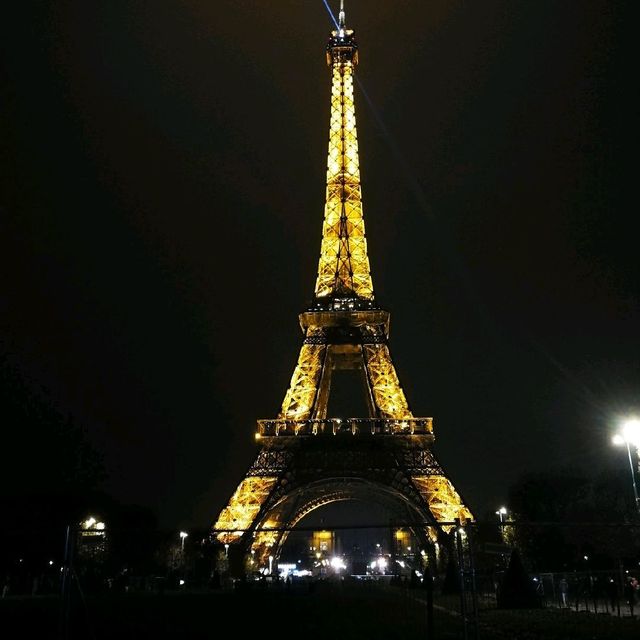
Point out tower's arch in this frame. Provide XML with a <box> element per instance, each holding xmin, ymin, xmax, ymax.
<box><xmin>249</xmin><ymin>477</ymin><xmax>439</xmax><ymax>564</ymax></box>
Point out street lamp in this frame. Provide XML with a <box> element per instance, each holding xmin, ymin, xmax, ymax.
<box><xmin>612</xmin><ymin>418</ymin><xmax>640</xmax><ymax>514</ymax></box>
<box><xmin>179</xmin><ymin>531</ymin><xmax>188</xmax><ymax>552</ymax></box>
<box><xmin>496</xmin><ymin>507</ymin><xmax>508</xmax><ymax>546</ymax></box>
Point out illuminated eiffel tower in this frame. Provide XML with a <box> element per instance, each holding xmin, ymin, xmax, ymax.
<box><xmin>212</xmin><ymin>2</ymin><xmax>473</xmax><ymax>566</ymax></box>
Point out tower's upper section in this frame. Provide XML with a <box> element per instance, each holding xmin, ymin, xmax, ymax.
<box><xmin>313</xmin><ymin>2</ymin><xmax>374</xmax><ymax>305</ymax></box>
<box><xmin>326</xmin><ymin>0</ymin><xmax>358</xmax><ymax>67</ymax></box>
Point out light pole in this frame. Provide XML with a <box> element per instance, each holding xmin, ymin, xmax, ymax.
<box><xmin>612</xmin><ymin>418</ymin><xmax>640</xmax><ymax>514</ymax></box>
<box><xmin>179</xmin><ymin>531</ymin><xmax>188</xmax><ymax>553</ymax></box>
<box><xmin>496</xmin><ymin>506</ymin><xmax>508</xmax><ymax>548</ymax></box>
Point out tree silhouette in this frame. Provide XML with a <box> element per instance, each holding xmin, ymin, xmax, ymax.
<box><xmin>497</xmin><ymin>548</ymin><xmax>541</xmax><ymax>609</ymax></box>
<box><xmin>506</xmin><ymin>468</ymin><xmax>640</xmax><ymax>571</ymax></box>
<box><xmin>0</xmin><ymin>356</ymin><xmax>106</xmax><ymax>572</ymax></box>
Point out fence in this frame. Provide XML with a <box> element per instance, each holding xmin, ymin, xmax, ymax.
<box><xmin>2</xmin><ymin>520</ymin><xmax>640</xmax><ymax>639</ymax></box>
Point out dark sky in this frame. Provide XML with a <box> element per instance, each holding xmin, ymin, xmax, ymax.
<box><xmin>1</xmin><ymin>1</ymin><xmax>636</xmax><ymax>529</ymax></box>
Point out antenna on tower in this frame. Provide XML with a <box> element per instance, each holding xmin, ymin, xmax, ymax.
<box><xmin>338</xmin><ymin>0</ymin><xmax>346</xmax><ymax>29</ymax></box>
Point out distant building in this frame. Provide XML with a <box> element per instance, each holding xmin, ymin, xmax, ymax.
<box><xmin>310</xmin><ymin>530</ymin><xmax>335</xmax><ymax>558</ymax></box>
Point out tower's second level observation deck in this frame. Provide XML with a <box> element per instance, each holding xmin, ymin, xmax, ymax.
<box><xmin>300</xmin><ymin>297</ymin><xmax>390</xmax><ymax>335</ymax></box>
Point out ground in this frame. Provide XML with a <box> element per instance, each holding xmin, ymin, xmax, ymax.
<box><xmin>1</xmin><ymin>581</ymin><xmax>639</xmax><ymax>639</ymax></box>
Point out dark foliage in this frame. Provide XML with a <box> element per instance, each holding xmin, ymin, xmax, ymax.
<box><xmin>0</xmin><ymin>357</ymin><xmax>105</xmax><ymax>497</ymax></box>
<box><xmin>0</xmin><ymin>356</ymin><xmax>107</xmax><ymax>569</ymax></box>
<box><xmin>497</xmin><ymin>548</ymin><xmax>541</xmax><ymax>609</ymax></box>
<box><xmin>505</xmin><ymin>468</ymin><xmax>640</xmax><ymax>571</ymax></box>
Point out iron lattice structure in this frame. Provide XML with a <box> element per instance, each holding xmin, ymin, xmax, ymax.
<box><xmin>213</xmin><ymin>4</ymin><xmax>473</xmax><ymax>566</ymax></box>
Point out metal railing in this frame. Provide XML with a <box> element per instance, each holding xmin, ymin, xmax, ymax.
<box><xmin>256</xmin><ymin>417</ymin><xmax>433</xmax><ymax>437</ymax></box>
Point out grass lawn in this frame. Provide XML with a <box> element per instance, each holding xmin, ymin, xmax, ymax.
<box><xmin>1</xmin><ymin>585</ymin><xmax>434</xmax><ymax>640</ymax></box>
<box><xmin>1</xmin><ymin>583</ymin><xmax>638</xmax><ymax>639</ymax></box>
<box><xmin>476</xmin><ymin>607</ymin><xmax>639</xmax><ymax>640</ymax></box>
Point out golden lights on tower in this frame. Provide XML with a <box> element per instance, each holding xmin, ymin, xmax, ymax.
<box><xmin>212</xmin><ymin>2</ymin><xmax>473</xmax><ymax>556</ymax></box>
<box><xmin>214</xmin><ymin>477</ymin><xmax>277</xmax><ymax>545</ymax></box>
<box><xmin>315</xmin><ymin>19</ymin><xmax>373</xmax><ymax>300</ymax></box>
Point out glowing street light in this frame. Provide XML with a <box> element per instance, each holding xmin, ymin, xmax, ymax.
<box><xmin>621</xmin><ymin>419</ymin><xmax>640</xmax><ymax>448</ymax></box>
<box><xmin>612</xmin><ymin>418</ymin><xmax>640</xmax><ymax>514</ymax></box>
<box><xmin>496</xmin><ymin>507</ymin><xmax>508</xmax><ymax>544</ymax></box>
<box><xmin>179</xmin><ymin>531</ymin><xmax>188</xmax><ymax>552</ymax></box>
<box><xmin>81</xmin><ymin>516</ymin><xmax>106</xmax><ymax>537</ymax></box>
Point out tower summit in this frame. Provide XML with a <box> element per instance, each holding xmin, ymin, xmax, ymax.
<box><xmin>315</xmin><ymin>0</ymin><xmax>373</xmax><ymax>302</ymax></box>
<box><xmin>212</xmin><ymin>3</ymin><xmax>473</xmax><ymax>568</ymax></box>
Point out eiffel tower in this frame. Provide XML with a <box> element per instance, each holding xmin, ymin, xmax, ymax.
<box><xmin>212</xmin><ymin>2</ymin><xmax>473</xmax><ymax>566</ymax></box>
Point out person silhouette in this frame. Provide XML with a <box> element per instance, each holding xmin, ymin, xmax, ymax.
<box><xmin>624</xmin><ymin>577</ymin><xmax>636</xmax><ymax>616</ymax></box>
<box><xmin>558</xmin><ymin>577</ymin><xmax>568</xmax><ymax>607</ymax></box>
<box><xmin>606</xmin><ymin>577</ymin><xmax>618</xmax><ymax>612</ymax></box>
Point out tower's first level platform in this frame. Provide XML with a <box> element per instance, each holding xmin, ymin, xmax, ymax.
<box><xmin>257</xmin><ymin>417</ymin><xmax>433</xmax><ymax>438</ymax></box>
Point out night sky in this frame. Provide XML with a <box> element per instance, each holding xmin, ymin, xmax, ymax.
<box><xmin>1</xmin><ymin>1</ymin><xmax>636</xmax><ymax>529</ymax></box>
